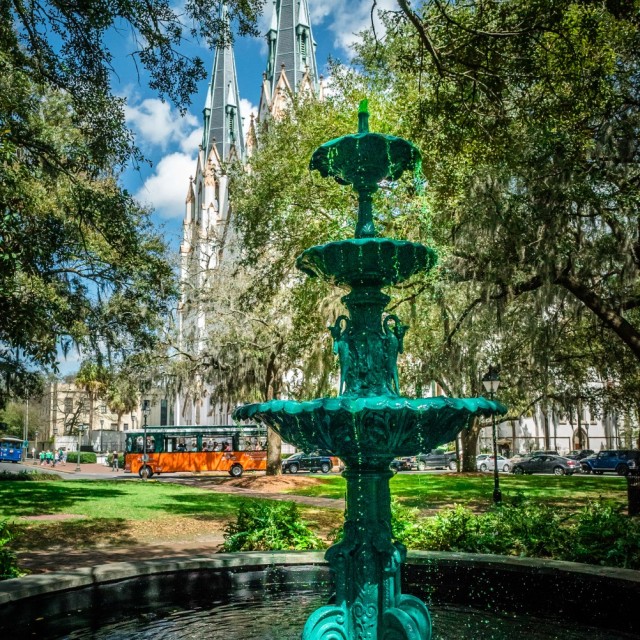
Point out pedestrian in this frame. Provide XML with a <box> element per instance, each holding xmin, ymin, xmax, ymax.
<box><xmin>39</xmin><ymin>450</ymin><xmax>45</xmax><ymax>465</ymax></box>
<box><xmin>112</xmin><ymin>450</ymin><xmax>119</xmax><ymax>472</ymax></box>
<box><xmin>62</xmin><ymin>449</ymin><xmax>67</xmax><ymax>465</ymax></box>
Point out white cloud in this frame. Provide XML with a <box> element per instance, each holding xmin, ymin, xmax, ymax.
<box><xmin>239</xmin><ymin>98</ymin><xmax>258</xmax><ymax>137</ymax></box>
<box><xmin>135</xmin><ymin>152</ymin><xmax>196</xmax><ymax>219</ymax></box>
<box><xmin>180</xmin><ymin>127</ymin><xmax>202</xmax><ymax>155</ymax></box>
<box><xmin>333</xmin><ymin>0</ymin><xmax>396</xmax><ymax>53</ymax></box>
<box><xmin>311</xmin><ymin>0</ymin><xmax>396</xmax><ymax>56</ymax></box>
<box><xmin>124</xmin><ymin>97</ymin><xmax>199</xmax><ymax>151</ymax></box>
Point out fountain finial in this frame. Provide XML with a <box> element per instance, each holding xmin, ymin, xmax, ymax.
<box><xmin>357</xmin><ymin>98</ymin><xmax>369</xmax><ymax>133</ymax></box>
<box><xmin>310</xmin><ymin>100</ymin><xmax>421</xmax><ymax>238</ymax></box>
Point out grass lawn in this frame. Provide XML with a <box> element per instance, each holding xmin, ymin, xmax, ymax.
<box><xmin>0</xmin><ymin>479</ymin><xmax>337</xmax><ymax>551</ymax></box>
<box><xmin>1</xmin><ymin>473</ymin><xmax>628</xmax><ymax>555</ymax></box>
<box><xmin>0</xmin><ymin>479</ymin><xmax>242</xmax><ymax>520</ymax></box>
<box><xmin>283</xmin><ymin>473</ymin><xmax>628</xmax><ymax>512</ymax></box>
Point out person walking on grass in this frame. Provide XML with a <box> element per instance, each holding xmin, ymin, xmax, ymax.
<box><xmin>112</xmin><ymin>450</ymin><xmax>119</xmax><ymax>472</ymax></box>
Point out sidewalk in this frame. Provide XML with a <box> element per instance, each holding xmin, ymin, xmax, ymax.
<box><xmin>22</xmin><ymin>461</ymin><xmax>125</xmax><ymax>477</ymax></box>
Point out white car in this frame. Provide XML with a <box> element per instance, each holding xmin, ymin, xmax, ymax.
<box><xmin>476</xmin><ymin>454</ymin><xmax>511</xmax><ymax>473</ymax></box>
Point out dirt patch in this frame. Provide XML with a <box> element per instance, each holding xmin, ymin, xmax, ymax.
<box><xmin>126</xmin><ymin>515</ymin><xmax>227</xmax><ymax>545</ymax></box>
<box><xmin>222</xmin><ymin>475</ymin><xmax>327</xmax><ymax>492</ymax></box>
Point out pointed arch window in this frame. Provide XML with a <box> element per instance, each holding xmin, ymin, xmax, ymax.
<box><xmin>297</xmin><ymin>26</ymin><xmax>309</xmax><ymax>66</ymax></box>
<box><xmin>226</xmin><ymin>105</ymin><xmax>236</xmax><ymax>143</ymax></box>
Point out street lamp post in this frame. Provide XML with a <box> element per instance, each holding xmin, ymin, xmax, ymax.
<box><xmin>100</xmin><ymin>418</ymin><xmax>104</xmax><ymax>454</ymax></box>
<box><xmin>22</xmin><ymin>395</ymin><xmax>29</xmax><ymax>462</ymax></box>
<box><xmin>482</xmin><ymin>366</ymin><xmax>502</xmax><ymax>504</ymax></box>
<box><xmin>141</xmin><ymin>401</ymin><xmax>150</xmax><ymax>480</ymax></box>
<box><xmin>75</xmin><ymin>424</ymin><xmax>87</xmax><ymax>472</ymax></box>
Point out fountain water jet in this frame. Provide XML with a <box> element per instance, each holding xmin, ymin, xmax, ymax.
<box><xmin>234</xmin><ymin>101</ymin><xmax>506</xmax><ymax>640</ymax></box>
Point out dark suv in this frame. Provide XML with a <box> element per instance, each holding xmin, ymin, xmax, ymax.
<box><xmin>415</xmin><ymin>451</ymin><xmax>458</xmax><ymax>471</ymax></box>
<box><xmin>282</xmin><ymin>451</ymin><xmax>333</xmax><ymax>474</ymax></box>
<box><xmin>580</xmin><ymin>450</ymin><xmax>640</xmax><ymax>476</ymax></box>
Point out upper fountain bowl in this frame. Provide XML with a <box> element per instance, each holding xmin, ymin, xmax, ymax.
<box><xmin>310</xmin><ymin>130</ymin><xmax>421</xmax><ymax>191</ymax></box>
<box><xmin>296</xmin><ymin>237</ymin><xmax>437</xmax><ymax>288</ymax></box>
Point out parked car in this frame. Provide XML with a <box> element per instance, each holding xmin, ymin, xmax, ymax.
<box><xmin>580</xmin><ymin>450</ymin><xmax>640</xmax><ymax>476</ymax></box>
<box><xmin>477</xmin><ymin>455</ymin><xmax>511</xmax><ymax>473</ymax></box>
<box><xmin>415</xmin><ymin>451</ymin><xmax>457</xmax><ymax>471</ymax></box>
<box><xmin>390</xmin><ymin>457</ymin><xmax>415</xmax><ymax>472</ymax></box>
<box><xmin>511</xmin><ymin>450</ymin><xmax>559</xmax><ymax>463</ymax></box>
<box><xmin>282</xmin><ymin>451</ymin><xmax>333</xmax><ymax>474</ymax></box>
<box><xmin>565</xmin><ymin>449</ymin><xmax>595</xmax><ymax>461</ymax></box>
<box><xmin>511</xmin><ymin>454</ymin><xmax>581</xmax><ymax>476</ymax></box>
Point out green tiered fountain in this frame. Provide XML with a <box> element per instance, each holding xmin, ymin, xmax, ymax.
<box><xmin>234</xmin><ymin>101</ymin><xmax>506</xmax><ymax>640</ymax></box>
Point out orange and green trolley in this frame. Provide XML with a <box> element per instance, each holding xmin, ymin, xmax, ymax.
<box><xmin>124</xmin><ymin>425</ymin><xmax>266</xmax><ymax>478</ymax></box>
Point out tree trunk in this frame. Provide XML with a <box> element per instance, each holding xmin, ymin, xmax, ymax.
<box><xmin>264</xmin><ymin>347</ymin><xmax>282</xmax><ymax>476</ymax></box>
<box><xmin>266</xmin><ymin>427</ymin><xmax>282</xmax><ymax>475</ymax></box>
<box><xmin>541</xmin><ymin>403</ymin><xmax>550</xmax><ymax>450</ymax></box>
<box><xmin>460</xmin><ymin>418</ymin><xmax>480</xmax><ymax>471</ymax></box>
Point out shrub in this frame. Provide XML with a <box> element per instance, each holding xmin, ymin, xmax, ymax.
<box><xmin>0</xmin><ymin>470</ymin><xmax>61</xmax><ymax>482</ymax></box>
<box><xmin>561</xmin><ymin>501</ymin><xmax>640</xmax><ymax>569</ymax></box>
<box><xmin>66</xmin><ymin>452</ymin><xmax>97</xmax><ymax>464</ymax></box>
<box><xmin>222</xmin><ymin>500</ymin><xmax>325</xmax><ymax>552</ymax></box>
<box><xmin>0</xmin><ymin>520</ymin><xmax>23</xmax><ymax>580</ymax></box>
<box><xmin>392</xmin><ymin>498</ymin><xmax>640</xmax><ymax>569</ymax></box>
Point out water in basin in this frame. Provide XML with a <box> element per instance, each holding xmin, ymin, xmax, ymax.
<box><xmin>54</xmin><ymin>587</ymin><xmax>634</xmax><ymax>640</ymax></box>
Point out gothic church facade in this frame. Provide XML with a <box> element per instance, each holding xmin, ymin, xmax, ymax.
<box><xmin>176</xmin><ymin>0</ymin><xmax>320</xmax><ymax>426</ymax></box>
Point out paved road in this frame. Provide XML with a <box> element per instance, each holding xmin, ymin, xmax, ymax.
<box><xmin>1</xmin><ymin>459</ymin><xmax>625</xmax><ymax>480</ymax></box>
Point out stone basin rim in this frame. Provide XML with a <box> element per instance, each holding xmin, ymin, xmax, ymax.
<box><xmin>1</xmin><ymin>550</ymin><xmax>639</xmax><ymax>606</ymax></box>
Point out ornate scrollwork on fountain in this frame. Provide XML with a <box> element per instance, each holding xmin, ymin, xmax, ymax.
<box><xmin>234</xmin><ymin>101</ymin><xmax>507</xmax><ymax>640</ymax></box>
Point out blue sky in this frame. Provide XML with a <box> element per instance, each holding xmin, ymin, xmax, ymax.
<box><xmin>116</xmin><ymin>0</ymin><xmax>394</xmax><ymax>251</ymax></box>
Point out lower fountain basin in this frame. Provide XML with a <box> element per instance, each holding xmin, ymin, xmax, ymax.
<box><xmin>233</xmin><ymin>395</ymin><xmax>506</xmax><ymax>460</ymax></box>
<box><xmin>1</xmin><ymin>552</ymin><xmax>637</xmax><ymax>638</ymax></box>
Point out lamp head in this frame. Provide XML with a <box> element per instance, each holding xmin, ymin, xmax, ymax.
<box><xmin>482</xmin><ymin>366</ymin><xmax>501</xmax><ymax>394</ymax></box>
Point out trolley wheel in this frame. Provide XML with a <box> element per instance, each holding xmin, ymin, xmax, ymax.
<box><xmin>138</xmin><ymin>465</ymin><xmax>153</xmax><ymax>479</ymax></box>
<box><xmin>229</xmin><ymin>464</ymin><xmax>243</xmax><ymax>478</ymax></box>
<box><xmin>321</xmin><ymin>462</ymin><xmax>331</xmax><ymax>474</ymax></box>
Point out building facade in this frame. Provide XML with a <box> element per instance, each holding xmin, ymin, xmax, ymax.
<box><xmin>36</xmin><ymin>381</ymin><xmax>173</xmax><ymax>453</ymax></box>
<box><xmin>479</xmin><ymin>403</ymin><xmax>622</xmax><ymax>457</ymax></box>
<box><xmin>176</xmin><ymin>0</ymin><xmax>320</xmax><ymax>427</ymax></box>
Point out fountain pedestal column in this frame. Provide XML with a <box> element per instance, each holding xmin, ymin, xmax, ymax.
<box><xmin>303</xmin><ymin>465</ymin><xmax>432</xmax><ymax>640</ymax></box>
<box><xmin>233</xmin><ymin>102</ymin><xmax>507</xmax><ymax>640</ymax></box>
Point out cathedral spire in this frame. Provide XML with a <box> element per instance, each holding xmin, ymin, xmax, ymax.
<box><xmin>202</xmin><ymin>2</ymin><xmax>245</xmax><ymax>162</ymax></box>
<box><xmin>264</xmin><ymin>0</ymin><xmax>319</xmax><ymax>98</ymax></box>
